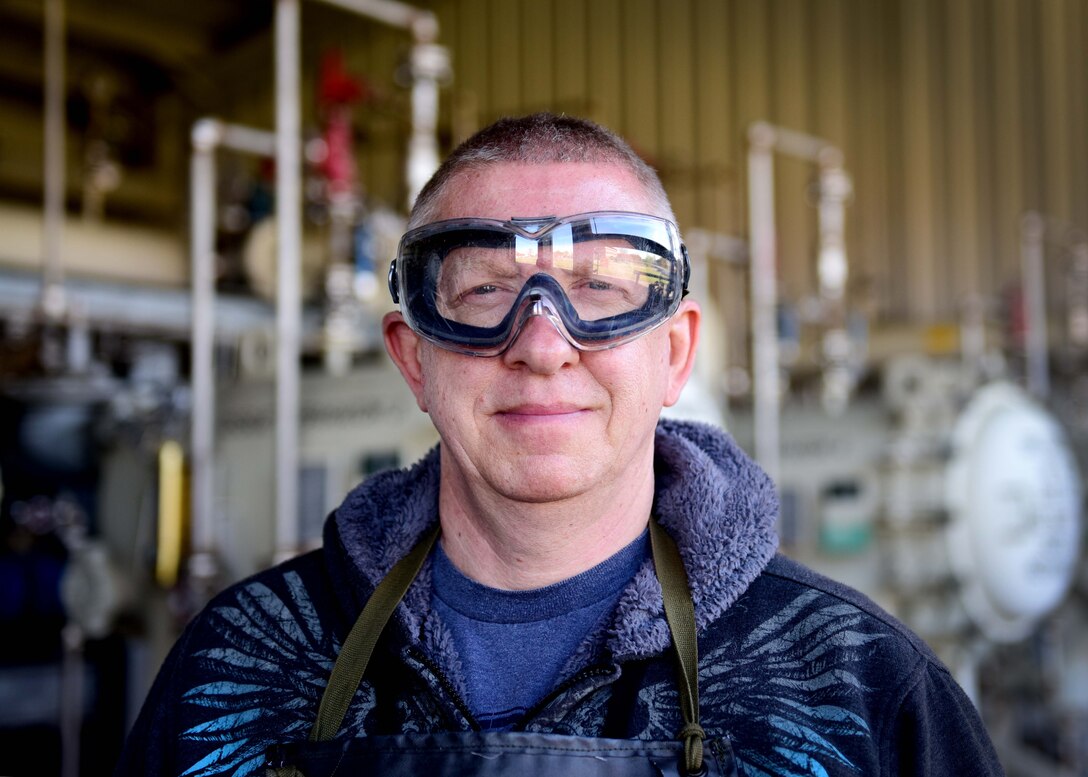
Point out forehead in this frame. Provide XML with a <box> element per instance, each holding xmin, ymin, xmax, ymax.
<box><xmin>428</xmin><ymin>162</ymin><xmax>665</xmax><ymax>224</ymax></box>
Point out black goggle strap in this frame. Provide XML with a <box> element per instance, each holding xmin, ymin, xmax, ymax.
<box><xmin>387</xmin><ymin>256</ymin><xmax>400</xmax><ymax>303</ymax></box>
<box><xmin>680</xmin><ymin>244</ymin><xmax>691</xmax><ymax>298</ymax></box>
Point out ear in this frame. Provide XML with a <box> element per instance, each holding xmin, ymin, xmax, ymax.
<box><xmin>663</xmin><ymin>300</ymin><xmax>701</xmax><ymax>407</ymax></box>
<box><xmin>382</xmin><ymin>311</ymin><xmax>428</xmax><ymax>412</ymax></box>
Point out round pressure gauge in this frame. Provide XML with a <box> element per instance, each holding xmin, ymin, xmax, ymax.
<box><xmin>945</xmin><ymin>382</ymin><xmax>1083</xmax><ymax>642</ymax></box>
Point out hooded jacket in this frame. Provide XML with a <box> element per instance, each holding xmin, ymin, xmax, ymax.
<box><xmin>116</xmin><ymin>420</ymin><xmax>1004</xmax><ymax>776</ymax></box>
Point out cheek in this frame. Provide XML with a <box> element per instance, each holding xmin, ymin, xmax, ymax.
<box><xmin>645</xmin><ymin>356</ymin><xmax>675</xmax><ymax>414</ymax></box>
<box><xmin>596</xmin><ymin>339</ymin><xmax>672</xmax><ymax>417</ymax></box>
<box><xmin>418</xmin><ymin>351</ymin><xmax>452</xmax><ymax>422</ymax></box>
<box><xmin>420</xmin><ymin>352</ymin><xmax>486</xmax><ymax>428</ymax></box>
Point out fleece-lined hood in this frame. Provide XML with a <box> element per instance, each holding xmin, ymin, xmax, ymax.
<box><xmin>330</xmin><ymin>418</ymin><xmax>779</xmax><ymax>664</ymax></box>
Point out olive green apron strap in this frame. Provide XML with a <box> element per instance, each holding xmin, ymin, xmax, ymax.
<box><xmin>309</xmin><ymin>523</ymin><xmax>441</xmax><ymax>743</ymax></box>
<box><xmin>649</xmin><ymin>518</ymin><xmax>705</xmax><ymax>776</ymax></box>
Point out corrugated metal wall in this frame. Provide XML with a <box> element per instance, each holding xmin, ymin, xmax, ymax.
<box><xmin>410</xmin><ymin>0</ymin><xmax>1088</xmax><ymax>326</ymax></box>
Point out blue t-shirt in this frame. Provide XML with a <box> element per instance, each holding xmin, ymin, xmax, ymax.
<box><xmin>431</xmin><ymin>530</ymin><xmax>649</xmax><ymax>730</ymax></box>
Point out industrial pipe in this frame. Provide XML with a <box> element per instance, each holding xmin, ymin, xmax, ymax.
<box><xmin>313</xmin><ymin>0</ymin><xmax>445</xmax><ymax>208</ymax></box>
<box><xmin>267</xmin><ymin>0</ymin><xmax>444</xmax><ymax>560</ymax></box>
<box><xmin>746</xmin><ymin>121</ymin><xmax>854</xmax><ymax>483</ymax></box>
<box><xmin>1020</xmin><ymin>212</ymin><xmax>1049</xmax><ymax>398</ymax></box>
<box><xmin>816</xmin><ymin>153</ymin><xmax>851</xmax><ymax>302</ymax></box>
<box><xmin>317</xmin><ymin>0</ymin><xmax>438</xmax><ymax>39</ymax></box>
<box><xmin>190</xmin><ymin>118</ymin><xmax>276</xmax><ymax>586</ymax></box>
<box><xmin>59</xmin><ymin>623</ymin><xmax>83</xmax><ymax>777</ymax></box>
<box><xmin>1018</xmin><ymin>214</ymin><xmax>1088</xmax><ymax>396</ymax></box>
<box><xmin>1070</xmin><ymin>239</ymin><xmax>1088</xmax><ymax>349</ymax></box>
<box><xmin>405</xmin><ymin>42</ymin><xmax>449</xmax><ymax>208</ymax></box>
<box><xmin>190</xmin><ymin>0</ymin><xmax>446</xmax><ymax>575</ymax></box>
<box><xmin>747</xmin><ymin>123</ymin><xmax>781</xmax><ymax>486</ymax></box>
<box><xmin>815</xmin><ymin>152</ymin><xmax>854</xmax><ymax>415</ymax></box>
<box><xmin>190</xmin><ymin>121</ymin><xmax>217</xmax><ymax>583</ymax></box>
<box><xmin>275</xmin><ymin>0</ymin><xmax>304</xmax><ymax>562</ymax></box>
<box><xmin>41</xmin><ymin>0</ymin><xmax>67</xmax><ymax>321</ymax></box>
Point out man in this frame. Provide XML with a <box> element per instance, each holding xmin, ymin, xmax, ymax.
<box><xmin>118</xmin><ymin>114</ymin><xmax>1003</xmax><ymax>776</ymax></box>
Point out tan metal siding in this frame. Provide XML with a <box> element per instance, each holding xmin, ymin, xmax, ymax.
<box><xmin>990</xmin><ymin>0</ymin><xmax>1027</xmax><ymax>288</ymax></box>
<box><xmin>409</xmin><ymin>0</ymin><xmax>1088</xmax><ymax>325</ymax></box>
<box><xmin>586</xmin><ymin>0</ymin><xmax>624</xmax><ymax>131</ymax></box>
<box><xmin>775</xmin><ymin>0</ymin><xmax>815</xmax><ymax>303</ymax></box>
<box><xmin>691</xmin><ymin>0</ymin><xmax>732</xmax><ymax>233</ymax></box>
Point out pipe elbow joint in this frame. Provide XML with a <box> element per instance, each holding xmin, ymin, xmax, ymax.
<box><xmin>192</xmin><ymin>118</ymin><xmax>224</xmax><ymax>152</ymax></box>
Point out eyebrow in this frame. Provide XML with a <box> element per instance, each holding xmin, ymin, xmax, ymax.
<box><xmin>438</xmin><ymin>250</ymin><xmax>518</xmax><ymax>289</ymax></box>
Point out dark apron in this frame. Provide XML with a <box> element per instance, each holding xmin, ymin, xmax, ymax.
<box><xmin>265</xmin><ymin>520</ymin><xmax>738</xmax><ymax>777</ymax></box>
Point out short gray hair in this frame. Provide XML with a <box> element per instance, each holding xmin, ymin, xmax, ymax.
<box><xmin>408</xmin><ymin>113</ymin><xmax>675</xmax><ymax>229</ymax></box>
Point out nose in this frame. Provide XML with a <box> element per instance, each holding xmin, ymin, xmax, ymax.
<box><xmin>502</xmin><ymin>311</ymin><xmax>580</xmax><ymax>374</ymax></box>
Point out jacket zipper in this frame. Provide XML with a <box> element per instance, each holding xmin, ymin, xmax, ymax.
<box><xmin>404</xmin><ymin>645</ymin><xmax>481</xmax><ymax>730</ymax></box>
<box><xmin>403</xmin><ymin>647</ymin><xmax>616</xmax><ymax>732</ymax></box>
<box><xmin>519</xmin><ymin>663</ymin><xmax>618</xmax><ymax>726</ymax></box>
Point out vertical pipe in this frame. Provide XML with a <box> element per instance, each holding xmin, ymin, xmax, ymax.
<box><xmin>189</xmin><ymin>120</ymin><xmax>275</xmax><ymax>591</ymax></box>
<box><xmin>189</xmin><ymin>120</ymin><xmax>219</xmax><ymax>576</ymax></box>
<box><xmin>747</xmin><ymin>123</ymin><xmax>780</xmax><ymax>486</ymax></box>
<box><xmin>1021</xmin><ymin>212</ymin><xmax>1049</xmax><ymax>398</ymax></box>
<box><xmin>406</xmin><ymin>42</ymin><xmax>446</xmax><ymax>209</ymax></box>
<box><xmin>42</xmin><ymin>0</ymin><xmax>67</xmax><ymax>320</ymax></box>
<box><xmin>816</xmin><ymin>157</ymin><xmax>850</xmax><ymax>302</ymax></box>
<box><xmin>276</xmin><ymin>0</ymin><xmax>302</xmax><ymax>559</ymax></box>
<box><xmin>156</xmin><ymin>440</ymin><xmax>186</xmax><ymax>587</ymax></box>
<box><xmin>816</xmin><ymin>157</ymin><xmax>853</xmax><ymax>415</ymax></box>
<box><xmin>59</xmin><ymin>623</ymin><xmax>83</xmax><ymax>777</ymax></box>
<box><xmin>1069</xmin><ymin>240</ymin><xmax>1088</xmax><ymax>348</ymax></box>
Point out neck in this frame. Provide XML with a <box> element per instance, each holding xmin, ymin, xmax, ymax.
<box><xmin>438</xmin><ymin>455</ymin><xmax>655</xmax><ymax>591</ymax></box>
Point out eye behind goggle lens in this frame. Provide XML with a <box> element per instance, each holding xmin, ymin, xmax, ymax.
<box><xmin>395</xmin><ymin>212</ymin><xmax>685</xmax><ymax>354</ymax></box>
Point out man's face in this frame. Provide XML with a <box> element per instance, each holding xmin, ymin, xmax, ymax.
<box><xmin>384</xmin><ymin>162</ymin><xmax>699</xmax><ymax>506</ymax></box>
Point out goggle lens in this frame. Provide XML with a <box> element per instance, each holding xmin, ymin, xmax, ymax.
<box><xmin>391</xmin><ymin>212</ymin><xmax>687</xmax><ymax>356</ymax></box>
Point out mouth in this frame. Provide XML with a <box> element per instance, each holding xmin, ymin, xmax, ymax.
<box><xmin>495</xmin><ymin>403</ymin><xmax>590</xmax><ymax>422</ymax></box>
<box><xmin>498</xmin><ymin>403</ymin><xmax>586</xmax><ymax>415</ymax></box>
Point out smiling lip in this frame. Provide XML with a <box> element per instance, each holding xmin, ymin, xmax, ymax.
<box><xmin>496</xmin><ymin>404</ymin><xmax>588</xmax><ymax>419</ymax></box>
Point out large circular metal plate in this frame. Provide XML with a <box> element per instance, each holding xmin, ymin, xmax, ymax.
<box><xmin>945</xmin><ymin>383</ymin><xmax>1083</xmax><ymax>642</ymax></box>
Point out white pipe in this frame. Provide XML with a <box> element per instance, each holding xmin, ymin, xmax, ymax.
<box><xmin>220</xmin><ymin>124</ymin><xmax>280</xmax><ymax>157</ymax></box>
<box><xmin>406</xmin><ymin>42</ymin><xmax>447</xmax><ymax>208</ymax></box>
<box><xmin>59</xmin><ymin>623</ymin><xmax>83</xmax><ymax>777</ymax></box>
<box><xmin>191</xmin><ymin>0</ymin><xmax>443</xmax><ymax>569</ymax></box>
<box><xmin>1069</xmin><ymin>239</ymin><xmax>1088</xmax><ymax>348</ymax></box>
<box><xmin>316</xmin><ymin>0</ymin><xmax>438</xmax><ymax>39</ymax></box>
<box><xmin>815</xmin><ymin>155</ymin><xmax>853</xmax><ymax>415</ymax></box>
<box><xmin>747</xmin><ymin>121</ymin><xmax>857</xmax><ymax>466</ymax></box>
<box><xmin>190</xmin><ymin>121</ymin><xmax>218</xmax><ymax>571</ymax></box>
<box><xmin>816</xmin><ymin>162</ymin><xmax>852</xmax><ymax>302</ymax></box>
<box><xmin>764</xmin><ymin>124</ymin><xmax>831</xmax><ymax>162</ymax></box>
<box><xmin>312</xmin><ymin>0</ymin><xmax>444</xmax><ymax>209</ymax></box>
<box><xmin>190</xmin><ymin>119</ymin><xmax>276</xmax><ymax>584</ymax></box>
<box><xmin>275</xmin><ymin>0</ymin><xmax>445</xmax><ymax>560</ymax></box>
<box><xmin>1020</xmin><ymin>211</ymin><xmax>1049</xmax><ymax>398</ymax></box>
<box><xmin>276</xmin><ymin>0</ymin><xmax>303</xmax><ymax>560</ymax></box>
<box><xmin>747</xmin><ymin>123</ymin><xmax>780</xmax><ymax>486</ymax></box>
<box><xmin>41</xmin><ymin>0</ymin><xmax>67</xmax><ymax>321</ymax></box>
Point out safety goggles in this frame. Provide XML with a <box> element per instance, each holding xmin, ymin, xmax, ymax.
<box><xmin>388</xmin><ymin>211</ymin><xmax>690</xmax><ymax>356</ymax></box>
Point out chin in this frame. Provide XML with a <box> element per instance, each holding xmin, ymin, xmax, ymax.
<box><xmin>488</xmin><ymin>460</ymin><xmax>598</xmax><ymax>504</ymax></box>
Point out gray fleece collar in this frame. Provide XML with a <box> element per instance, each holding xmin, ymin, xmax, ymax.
<box><xmin>332</xmin><ymin>418</ymin><xmax>779</xmax><ymax>663</ymax></box>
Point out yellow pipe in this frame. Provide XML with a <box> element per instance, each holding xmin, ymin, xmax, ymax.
<box><xmin>156</xmin><ymin>440</ymin><xmax>188</xmax><ymax>587</ymax></box>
